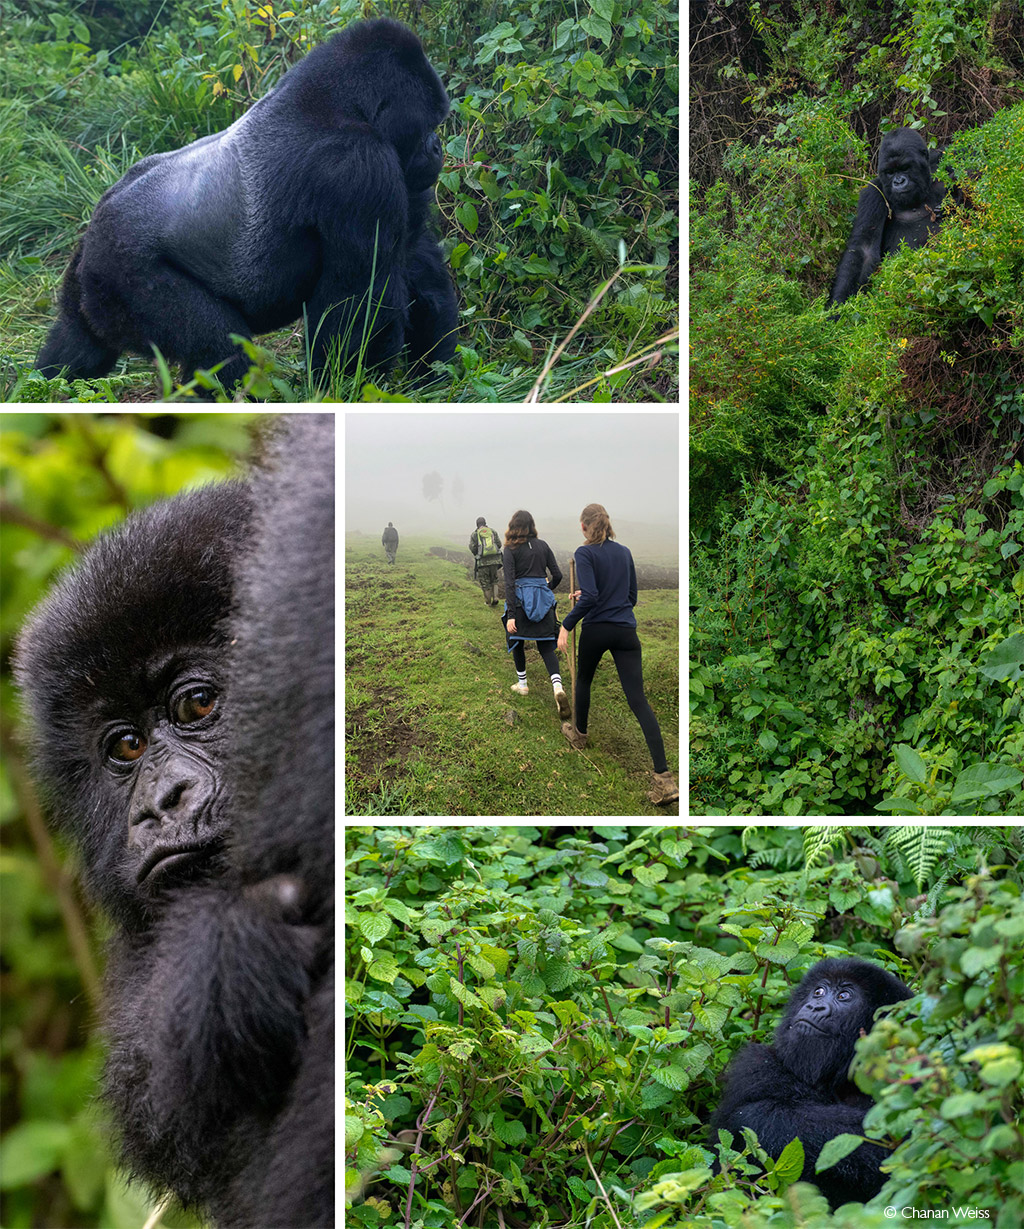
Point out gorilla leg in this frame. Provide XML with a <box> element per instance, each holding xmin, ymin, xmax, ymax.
<box><xmin>36</xmin><ymin>245</ymin><xmax>119</xmax><ymax>378</ymax></box>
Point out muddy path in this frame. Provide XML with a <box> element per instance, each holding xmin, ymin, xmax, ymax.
<box><xmin>428</xmin><ymin>546</ymin><xmax>678</xmax><ymax>596</ymax></box>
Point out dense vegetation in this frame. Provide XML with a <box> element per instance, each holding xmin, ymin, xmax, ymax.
<box><xmin>1</xmin><ymin>0</ymin><xmax>678</xmax><ymax>402</ymax></box>
<box><xmin>0</xmin><ymin>414</ymin><xmax>256</xmax><ymax>1228</ymax></box>
<box><xmin>345</xmin><ymin>824</ymin><xmax>1024</xmax><ymax>1228</ymax></box>
<box><xmin>689</xmin><ymin>1</ymin><xmax>1024</xmax><ymax>815</ymax></box>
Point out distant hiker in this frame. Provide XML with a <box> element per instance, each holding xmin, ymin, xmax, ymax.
<box><xmin>382</xmin><ymin>522</ymin><xmax>399</xmax><ymax>565</ymax></box>
<box><xmin>502</xmin><ymin>510</ymin><xmax>571</xmax><ymax>720</ymax></box>
<box><xmin>557</xmin><ymin>503</ymin><xmax>679</xmax><ymax>806</ymax></box>
<box><xmin>469</xmin><ymin>516</ymin><xmax>503</xmax><ymax>606</ymax></box>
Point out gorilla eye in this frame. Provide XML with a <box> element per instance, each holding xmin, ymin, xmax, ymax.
<box><xmin>108</xmin><ymin>731</ymin><xmax>147</xmax><ymax>763</ymax></box>
<box><xmin>173</xmin><ymin>686</ymin><xmax>218</xmax><ymax>725</ymax></box>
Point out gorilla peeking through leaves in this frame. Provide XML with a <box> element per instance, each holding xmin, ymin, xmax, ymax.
<box><xmin>35</xmin><ymin>19</ymin><xmax>457</xmax><ymax>390</ymax></box>
<box><xmin>15</xmin><ymin>416</ymin><xmax>335</xmax><ymax>1228</ymax></box>
<box><xmin>829</xmin><ymin>128</ymin><xmax>953</xmax><ymax>307</ymax></box>
<box><xmin>709</xmin><ymin>958</ymin><xmax>913</xmax><ymax>1209</ymax></box>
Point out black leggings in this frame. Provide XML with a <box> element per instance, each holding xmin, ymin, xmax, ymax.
<box><xmin>573</xmin><ymin>622</ymin><xmax>667</xmax><ymax>773</ymax></box>
<box><xmin>511</xmin><ymin>640</ymin><xmax>560</xmax><ymax>676</ymax></box>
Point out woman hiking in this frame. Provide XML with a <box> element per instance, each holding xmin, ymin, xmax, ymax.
<box><xmin>502</xmin><ymin>510</ymin><xmax>571</xmax><ymax>720</ymax></box>
<box><xmin>556</xmin><ymin>503</ymin><xmax>679</xmax><ymax>806</ymax></box>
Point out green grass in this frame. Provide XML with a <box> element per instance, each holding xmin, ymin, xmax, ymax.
<box><xmin>345</xmin><ymin>536</ymin><xmax>679</xmax><ymax>816</ymax></box>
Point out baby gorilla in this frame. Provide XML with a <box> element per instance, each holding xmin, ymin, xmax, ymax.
<box><xmin>709</xmin><ymin>957</ymin><xmax>913</xmax><ymax>1208</ymax></box>
<box><xmin>15</xmin><ymin>427</ymin><xmax>334</xmax><ymax>1227</ymax></box>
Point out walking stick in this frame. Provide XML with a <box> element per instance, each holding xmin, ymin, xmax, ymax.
<box><xmin>569</xmin><ymin>558</ymin><xmax>577</xmax><ymax>732</ymax></box>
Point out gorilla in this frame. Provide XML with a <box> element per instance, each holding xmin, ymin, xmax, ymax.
<box><xmin>709</xmin><ymin>958</ymin><xmax>913</xmax><ymax>1209</ymax></box>
<box><xmin>35</xmin><ymin>19</ymin><xmax>457</xmax><ymax>390</ymax></box>
<box><xmin>829</xmin><ymin>128</ymin><xmax>951</xmax><ymax>306</ymax></box>
<box><xmin>14</xmin><ymin>415</ymin><xmax>335</xmax><ymax>1227</ymax></box>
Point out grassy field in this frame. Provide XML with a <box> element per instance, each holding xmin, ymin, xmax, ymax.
<box><xmin>345</xmin><ymin>536</ymin><xmax>679</xmax><ymax>816</ymax></box>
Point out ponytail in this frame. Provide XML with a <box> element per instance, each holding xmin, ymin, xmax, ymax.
<box><xmin>580</xmin><ymin>503</ymin><xmax>614</xmax><ymax>545</ymax></box>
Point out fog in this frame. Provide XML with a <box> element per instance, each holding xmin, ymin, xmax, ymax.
<box><xmin>346</xmin><ymin>412</ymin><xmax>679</xmax><ymax>561</ymax></box>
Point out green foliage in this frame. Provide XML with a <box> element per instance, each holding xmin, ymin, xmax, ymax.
<box><xmin>691</xmin><ymin>82</ymin><xmax>1023</xmax><ymax>813</ymax></box>
<box><xmin>345</xmin><ymin>825</ymin><xmax>1022</xmax><ymax>1227</ymax></box>
<box><xmin>0</xmin><ymin>413</ymin><xmax>255</xmax><ymax>1228</ymax></box>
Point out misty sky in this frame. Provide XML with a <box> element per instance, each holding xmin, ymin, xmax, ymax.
<box><xmin>345</xmin><ymin>412</ymin><xmax>678</xmax><ymax>556</ymax></box>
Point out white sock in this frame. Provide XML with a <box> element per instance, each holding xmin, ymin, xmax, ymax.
<box><xmin>550</xmin><ymin>674</ymin><xmax>562</xmax><ymax>689</ymax></box>
<box><xmin>517</xmin><ymin>671</ymin><xmax>528</xmax><ymax>687</ymax></box>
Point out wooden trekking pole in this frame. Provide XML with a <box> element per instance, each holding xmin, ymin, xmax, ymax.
<box><xmin>569</xmin><ymin>558</ymin><xmax>578</xmax><ymax>731</ymax></box>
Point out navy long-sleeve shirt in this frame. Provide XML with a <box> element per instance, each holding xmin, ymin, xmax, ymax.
<box><xmin>561</xmin><ymin>539</ymin><xmax>637</xmax><ymax>631</ymax></box>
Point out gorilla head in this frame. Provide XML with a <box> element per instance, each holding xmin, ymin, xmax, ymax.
<box><xmin>876</xmin><ymin>128</ymin><xmax>934</xmax><ymax>209</ymax></box>
<box><xmin>774</xmin><ymin>958</ymin><xmax>914</xmax><ymax>1092</ymax></box>
<box><xmin>15</xmin><ymin>483</ymin><xmax>252</xmax><ymax>926</ymax></box>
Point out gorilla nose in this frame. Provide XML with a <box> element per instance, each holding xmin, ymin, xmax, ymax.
<box><xmin>892</xmin><ymin>174</ymin><xmax>908</xmax><ymax>192</ymax></box>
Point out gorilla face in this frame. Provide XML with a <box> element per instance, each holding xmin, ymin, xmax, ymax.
<box><xmin>878</xmin><ymin>128</ymin><xmax>932</xmax><ymax>209</ymax></box>
<box><xmin>103</xmin><ymin>652</ymin><xmax>229</xmax><ymax>892</ymax></box>
<box><xmin>15</xmin><ymin>482</ymin><xmax>252</xmax><ymax>925</ymax></box>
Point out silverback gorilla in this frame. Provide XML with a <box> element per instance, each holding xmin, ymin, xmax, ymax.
<box><xmin>15</xmin><ymin>416</ymin><xmax>335</xmax><ymax>1227</ymax></box>
<box><xmin>710</xmin><ymin>958</ymin><xmax>913</xmax><ymax>1209</ymax></box>
<box><xmin>36</xmin><ymin>19</ymin><xmax>457</xmax><ymax>388</ymax></box>
<box><xmin>829</xmin><ymin>128</ymin><xmax>951</xmax><ymax>306</ymax></box>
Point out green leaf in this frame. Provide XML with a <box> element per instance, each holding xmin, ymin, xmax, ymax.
<box><xmin>816</xmin><ymin>1133</ymin><xmax>864</xmax><ymax>1173</ymax></box>
<box><xmin>893</xmin><ymin>743</ymin><xmax>928</xmax><ymax>785</ymax></box>
<box><xmin>0</xmin><ymin>1121</ymin><xmax>71</xmax><ymax>1188</ymax></box>
<box><xmin>950</xmin><ymin>762</ymin><xmax>1023</xmax><ymax>803</ymax></box>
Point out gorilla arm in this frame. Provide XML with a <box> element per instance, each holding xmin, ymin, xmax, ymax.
<box><xmin>828</xmin><ymin>181</ymin><xmax>889</xmax><ymax>306</ymax></box>
<box><xmin>102</xmin><ymin>882</ymin><xmax>316</xmax><ymax>1206</ymax></box>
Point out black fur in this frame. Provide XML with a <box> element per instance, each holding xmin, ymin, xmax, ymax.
<box><xmin>36</xmin><ymin>18</ymin><xmax>457</xmax><ymax>387</ymax></box>
<box><xmin>829</xmin><ymin>128</ymin><xmax>951</xmax><ymax>306</ymax></box>
<box><xmin>14</xmin><ymin>417</ymin><xmax>335</xmax><ymax>1227</ymax></box>
<box><xmin>709</xmin><ymin>958</ymin><xmax>913</xmax><ymax>1208</ymax></box>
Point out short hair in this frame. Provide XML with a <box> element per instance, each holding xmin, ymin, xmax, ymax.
<box><xmin>476</xmin><ymin>516</ymin><xmax>486</xmax><ymax>527</ymax></box>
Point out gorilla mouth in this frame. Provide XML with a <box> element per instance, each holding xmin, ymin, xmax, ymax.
<box><xmin>138</xmin><ymin>841</ymin><xmax>221</xmax><ymax>886</ymax></box>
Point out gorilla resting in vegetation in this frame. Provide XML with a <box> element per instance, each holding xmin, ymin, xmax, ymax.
<box><xmin>36</xmin><ymin>19</ymin><xmax>457</xmax><ymax>389</ymax></box>
<box><xmin>709</xmin><ymin>958</ymin><xmax>913</xmax><ymax>1209</ymax></box>
<box><xmin>829</xmin><ymin>128</ymin><xmax>952</xmax><ymax>306</ymax></box>
<box><xmin>15</xmin><ymin>415</ymin><xmax>335</xmax><ymax>1227</ymax></box>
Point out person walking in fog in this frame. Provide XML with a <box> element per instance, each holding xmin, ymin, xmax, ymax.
<box><xmin>557</xmin><ymin>503</ymin><xmax>678</xmax><ymax>806</ymax></box>
<box><xmin>469</xmin><ymin>516</ymin><xmax>503</xmax><ymax>605</ymax></box>
<box><xmin>382</xmin><ymin>522</ymin><xmax>399</xmax><ymax>564</ymax></box>
<box><xmin>502</xmin><ymin>510</ymin><xmax>571</xmax><ymax>720</ymax></box>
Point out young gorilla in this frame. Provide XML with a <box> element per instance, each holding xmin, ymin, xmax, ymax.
<box><xmin>15</xmin><ymin>417</ymin><xmax>335</xmax><ymax>1227</ymax></box>
<box><xmin>709</xmin><ymin>958</ymin><xmax>913</xmax><ymax>1209</ymax></box>
<box><xmin>829</xmin><ymin>128</ymin><xmax>952</xmax><ymax>307</ymax></box>
<box><xmin>36</xmin><ymin>18</ymin><xmax>457</xmax><ymax>389</ymax></box>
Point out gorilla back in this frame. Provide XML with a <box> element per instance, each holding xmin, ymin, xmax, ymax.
<box><xmin>36</xmin><ymin>18</ymin><xmax>456</xmax><ymax>389</ymax></box>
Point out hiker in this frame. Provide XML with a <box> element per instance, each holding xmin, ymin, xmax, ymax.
<box><xmin>556</xmin><ymin>503</ymin><xmax>679</xmax><ymax>806</ymax></box>
<box><xmin>469</xmin><ymin>516</ymin><xmax>503</xmax><ymax>606</ymax></box>
<box><xmin>501</xmin><ymin>510</ymin><xmax>571</xmax><ymax>720</ymax></box>
<box><xmin>381</xmin><ymin>522</ymin><xmax>399</xmax><ymax>565</ymax></box>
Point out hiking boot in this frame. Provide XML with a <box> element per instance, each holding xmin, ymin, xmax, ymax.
<box><xmin>648</xmin><ymin>770</ymin><xmax>679</xmax><ymax>806</ymax></box>
<box><xmin>561</xmin><ymin>721</ymin><xmax>587</xmax><ymax>750</ymax></box>
<box><xmin>554</xmin><ymin>686</ymin><xmax>571</xmax><ymax>719</ymax></box>
<box><xmin>510</xmin><ymin>682</ymin><xmax>529</xmax><ymax>696</ymax></box>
